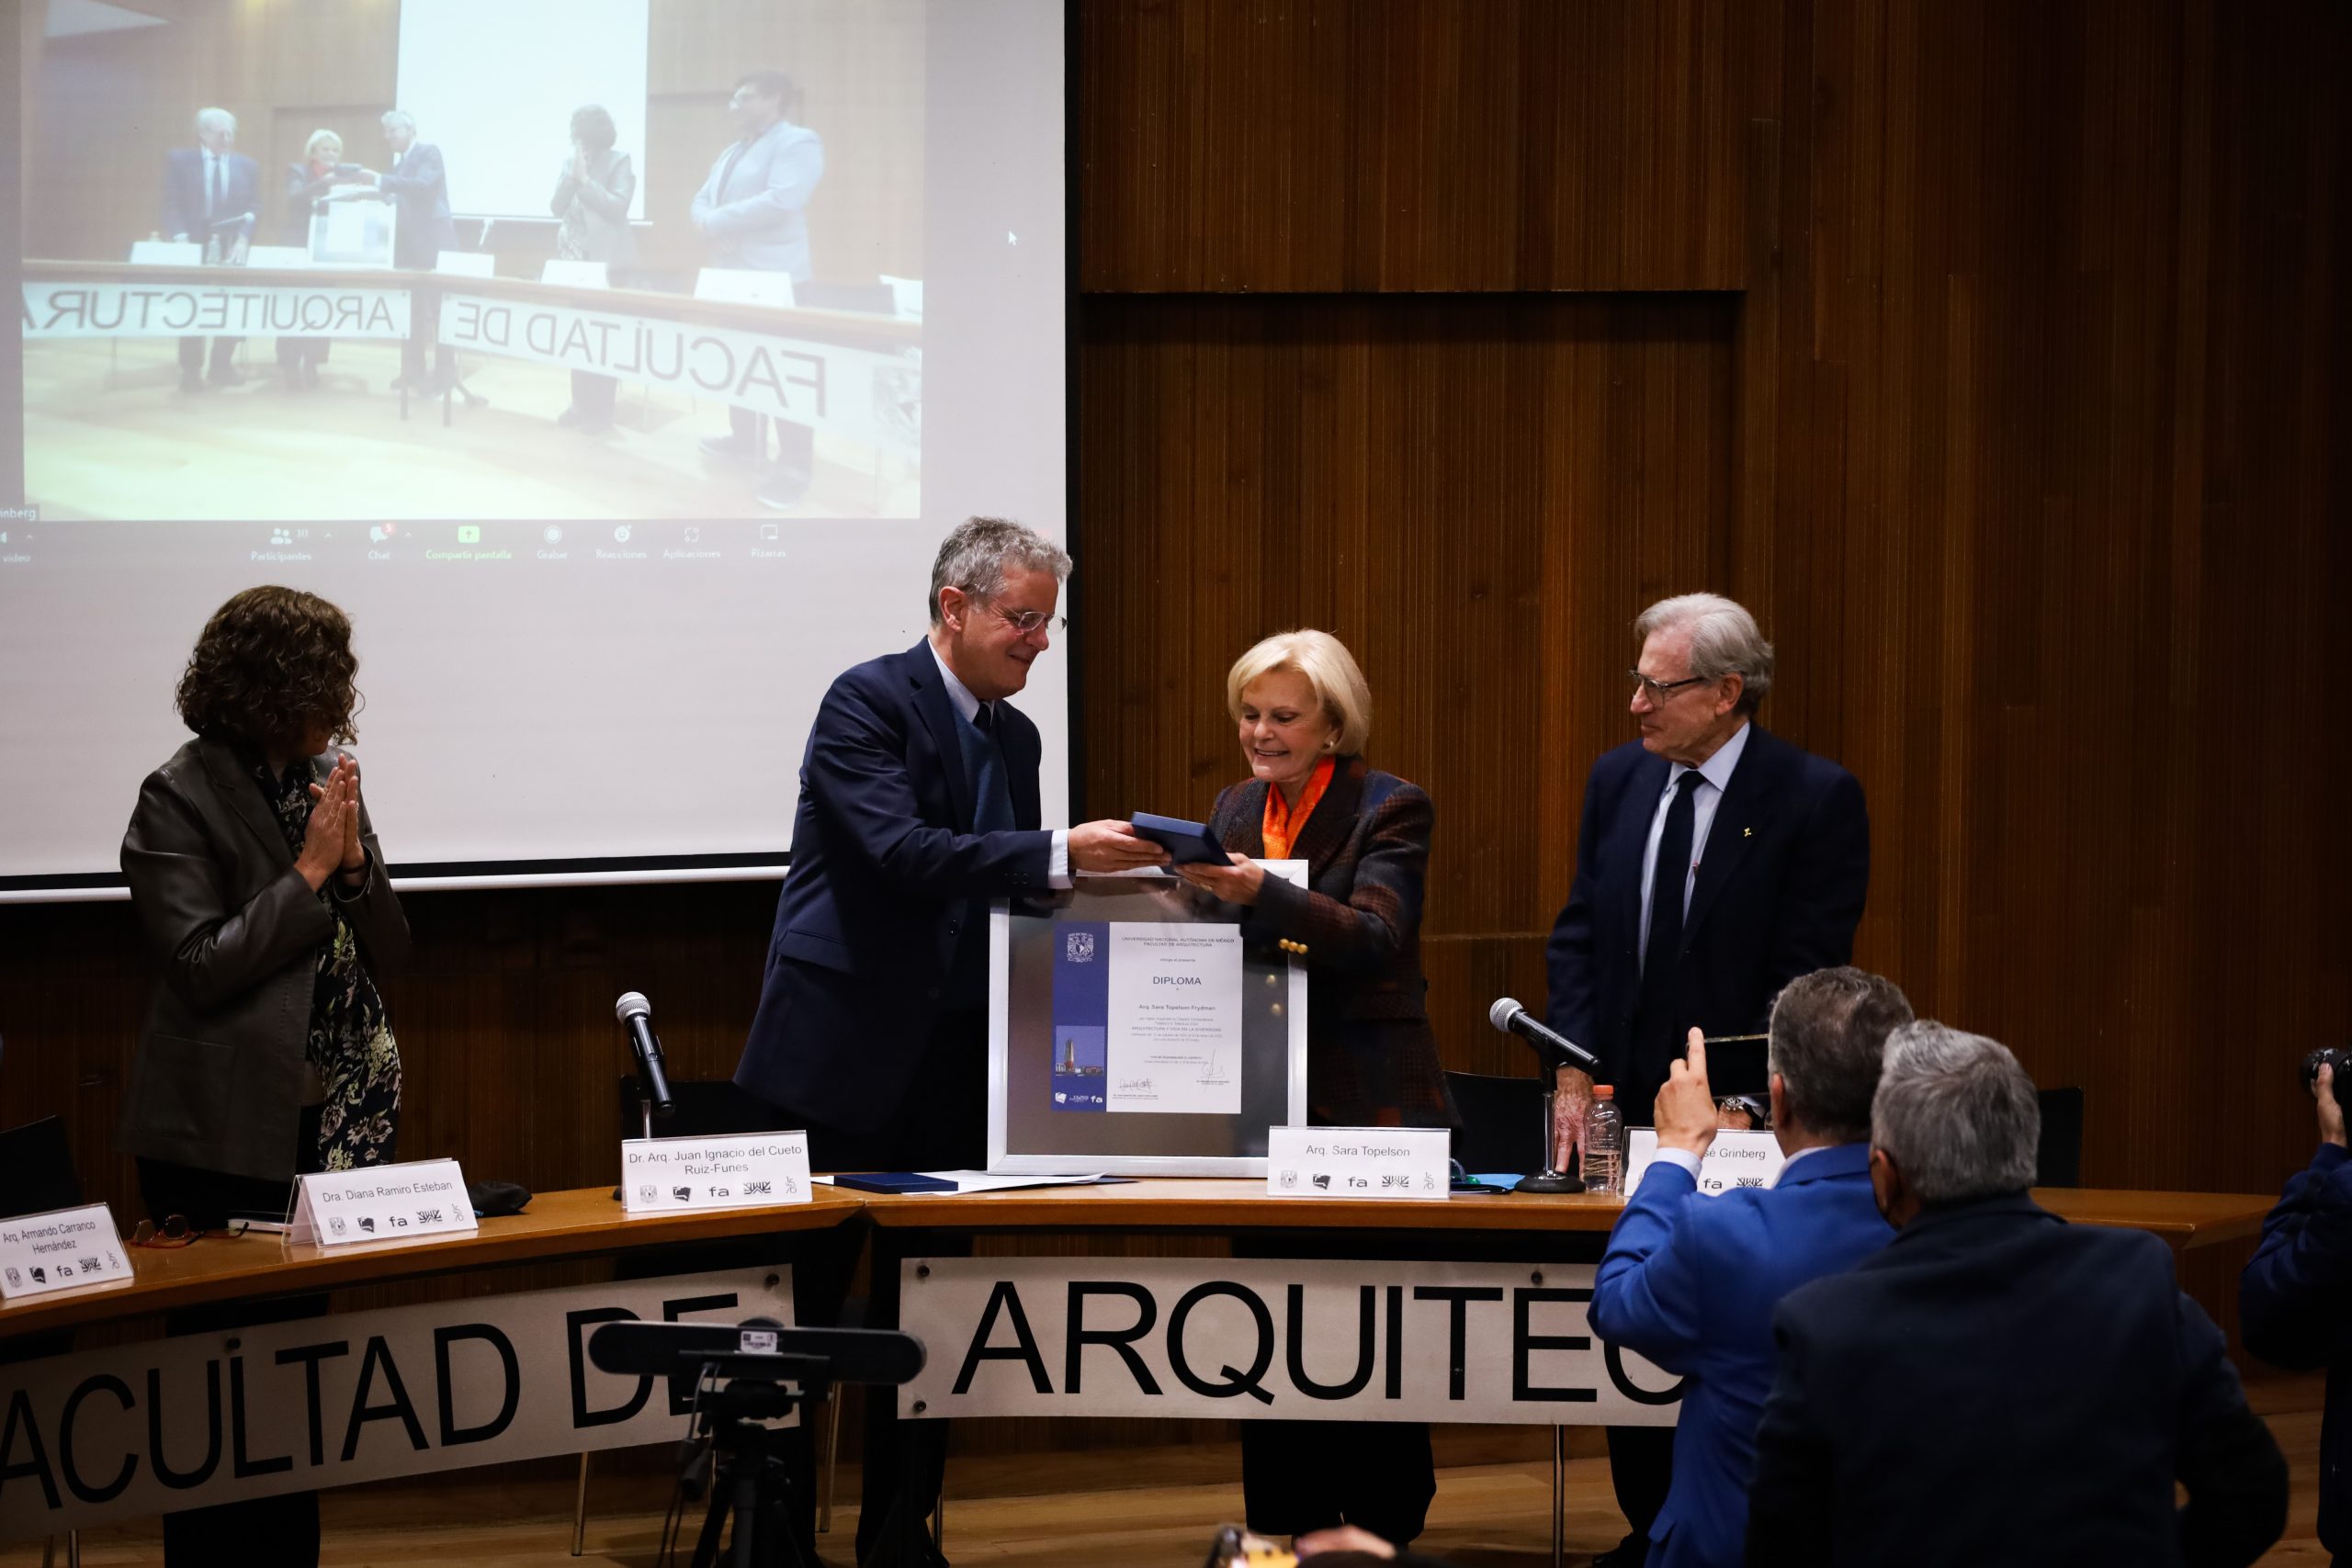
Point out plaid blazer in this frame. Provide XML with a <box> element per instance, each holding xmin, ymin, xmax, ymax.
<box><xmin>1207</xmin><ymin>756</ymin><xmax>1456</xmax><ymax>1131</ymax></box>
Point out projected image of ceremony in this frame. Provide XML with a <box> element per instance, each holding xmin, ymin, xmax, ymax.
<box><xmin>15</xmin><ymin>0</ymin><xmax>1005</xmax><ymax>524</ymax></box>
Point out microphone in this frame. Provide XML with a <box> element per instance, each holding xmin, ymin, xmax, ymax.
<box><xmin>615</xmin><ymin>991</ymin><xmax>676</xmax><ymax>1115</ymax></box>
<box><xmin>1487</xmin><ymin>997</ymin><xmax>1603</xmax><ymax>1075</ymax></box>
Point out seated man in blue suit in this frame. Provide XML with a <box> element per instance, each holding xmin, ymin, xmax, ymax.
<box><xmin>734</xmin><ymin>515</ymin><xmax>1164</xmax><ymax>1563</ymax></box>
<box><xmin>160</xmin><ymin>107</ymin><xmax>260</xmax><ymax>390</ymax></box>
<box><xmin>1589</xmin><ymin>965</ymin><xmax>1910</xmax><ymax>1568</ymax></box>
<box><xmin>1748</xmin><ymin>1024</ymin><xmax>2288</xmax><ymax>1568</ymax></box>
<box><xmin>1545</xmin><ymin>592</ymin><xmax>1871</xmax><ymax>1563</ymax></box>
<box><xmin>2241</xmin><ymin>1055</ymin><xmax>2352</xmax><ymax>1567</ymax></box>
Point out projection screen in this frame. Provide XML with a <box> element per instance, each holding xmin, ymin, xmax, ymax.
<box><xmin>2</xmin><ymin>0</ymin><xmax>1068</xmax><ymax>898</ymax></box>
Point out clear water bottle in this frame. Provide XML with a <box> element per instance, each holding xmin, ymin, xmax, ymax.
<box><xmin>1581</xmin><ymin>1085</ymin><xmax>1624</xmax><ymax>1195</ymax></box>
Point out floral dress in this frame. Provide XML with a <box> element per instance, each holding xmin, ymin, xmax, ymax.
<box><xmin>260</xmin><ymin>760</ymin><xmax>401</xmax><ymax>1169</ymax></box>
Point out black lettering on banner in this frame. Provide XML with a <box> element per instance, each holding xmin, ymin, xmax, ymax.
<box><xmin>449</xmin><ymin>298</ymin><xmax>481</xmax><ymax>339</ymax></box>
<box><xmin>339</xmin><ymin>1335</ymin><xmax>428</xmax><ymax>1461</ymax></box>
<box><xmin>589</xmin><ymin>317</ymin><xmax>619</xmax><ymax>367</ymax></box>
<box><xmin>736</xmin><ymin>348</ymin><xmax>787</xmax><ymax>412</ymax></box>
<box><xmin>1285</xmin><ymin>1284</ymin><xmax>1376</xmax><ymax>1400</ymax></box>
<box><xmin>662</xmin><ymin>1293</ymin><xmax>741</xmax><ymax>1416</ymax></box>
<box><xmin>1604</xmin><ymin>1341</ymin><xmax>1688</xmax><ymax>1408</ymax></box>
<box><xmin>1410</xmin><ymin>1287</ymin><xmax>1506</xmax><ymax>1401</ymax></box>
<box><xmin>365</xmin><ymin>296</ymin><xmax>395</xmax><ymax>333</ymax></box>
<box><xmin>559</xmin><ymin>316</ymin><xmax>593</xmax><ymax>363</ymax></box>
<box><xmin>1385</xmin><ymin>1284</ymin><xmax>1404</xmax><ymax>1399</ymax></box>
<box><xmin>0</xmin><ymin>1387</ymin><xmax>61</xmax><ymax>1511</ymax></box>
<box><xmin>687</xmin><ymin>335</ymin><xmax>733</xmax><ymax>391</ymax></box>
<box><xmin>951</xmin><ymin>1281</ymin><xmax>1051</xmax><ymax>1395</ymax></box>
<box><xmin>146</xmin><ymin>1361</ymin><xmax>222</xmax><ymax>1489</ymax></box>
<box><xmin>645</xmin><ymin>328</ymin><xmax>683</xmax><ymax>381</ymax></box>
<box><xmin>526</xmin><ymin>310</ymin><xmax>558</xmax><ymax>355</ymax></box>
<box><xmin>274</xmin><ymin>1341</ymin><xmax>350</xmax><ymax>1466</ymax></box>
<box><xmin>1064</xmin><ymin>1282</ymin><xmax>1160</xmax><ymax>1395</ymax></box>
<box><xmin>197</xmin><ymin>295</ymin><xmax>227</xmax><ymax>331</ymax></box>
<box><xmin>302</xmin><ymin>294</ymin><xmax>332</xmax><ymax>332</ymax></box>
<box><xmin>435</xmin><ymin>1325</ymin><xmax>522</xmax><ymax>1446</ymax></box>
<box><xmin>1166</xmin><ymin>1282</ymin><xmax>1275</xmax><ymax>1405</ymax></box>
<box><xmin>163</xmin><ymin>291</ymin><xmax>198</xmax><ymax>331</ymax></box>
<box><xmin>90</xmin><ymin>290</ymin><xmax>129</xmax><ymax>331</ymax></box>
<box><xmin>127</xmin><ymin>288</ymin><xmax>164</xmax><ymax>330</ymax></box>
<box><xmin>60</xmin><ymin>1375</ymin><xmax>137</xmax><ymax>1504</ymax></box>
<box><xmin>43</xmin><ymin>288</ymin><xmax>89</xmax><ymax>332</ymax></box>
<box><xmin>780</xmin><ymin>348</ymin><xmax>827</xmax><ymax>414</ymax></box>
<box><xmin>482</xmin><ymin>304</ymin><xmax>512</xmax><ymax>347</ymax></box>
<box><xmin>230</xmin><ymin>1354</ymin><xmax>295</xmax><ymax>1477</ymax></box>
<box><xmin>568</xmin><ymin>1307</ymin><xmax>652</xmax><ymax>1428</ymax></box>
<box><xmin>1511</xmin><ymin>1288</ymin><xmax>1597</xmax><ymax>1403</ymax></box>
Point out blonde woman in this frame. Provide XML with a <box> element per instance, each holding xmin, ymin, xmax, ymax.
<box><xmin>1178</xmin><ymin>629</ymin><xmax>1454</xmax><ymax>1550</ymax></box>
<box><xmin>276</xmin><ymin>130</ymin><xmax>350</xmax><ymax>389</ymax></box>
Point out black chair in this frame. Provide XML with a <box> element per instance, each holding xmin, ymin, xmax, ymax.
<box><xmin>2036</xmin><ymin>1087</ymin><xmax>2085</xmax><ymax>1188</ymax></box>
<box><xmin>1444</xmin><ymin>1070</ymin><xmax>1551</xmax><ymax>1175</ymax></box>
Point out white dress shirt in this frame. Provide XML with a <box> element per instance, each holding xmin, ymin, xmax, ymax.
<box><xmin>1636</xmin><ymin>720</ymin><xmax>1752</xmax><ymax>973</ymax></box>
<box><xmin>926</xmin><ymin>640</ymin><xmax>1069</xmax><ymax>886</ymax></box>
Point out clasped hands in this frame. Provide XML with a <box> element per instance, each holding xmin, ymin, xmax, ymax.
<box><xmin>295</xmin><ymin>756</ymin><xmax>369</xmax><ymax>893</ymax></box>
<box><xmin>1062</xmin><ymin>823</ymin><xmax>1271</xmax><ymax>904</ymax></box>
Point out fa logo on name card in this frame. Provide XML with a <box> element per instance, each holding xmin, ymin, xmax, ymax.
<box><xmin>1066</xmin><ymin>931</ymin><xmax>1096</xmax><ymax>963</ymax></box>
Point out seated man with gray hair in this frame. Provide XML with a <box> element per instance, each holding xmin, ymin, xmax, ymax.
<box><xmin>1589</xmin><ymin>966</ymin><xmax>1912</xmax><ymax>1568</ymax></box>
<box><xmin>1747</xmin><ymin>1023</ymin><xmax>2288</xmax><ymax>1567</ymax></box>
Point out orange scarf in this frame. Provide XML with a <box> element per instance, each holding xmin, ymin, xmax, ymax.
<box><xmin>1260</xmin><ymin>756</ymin><xmax>1336</xmax><ymax>861</ymax></box>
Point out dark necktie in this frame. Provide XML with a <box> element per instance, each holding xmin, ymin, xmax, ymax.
<box><xmin>209</xmin><ymin>154</ymin><xmax>223</xmax><ymax>218</ymax></box>
<box><xmin>969</xmin><ymin>703</ymin><xmax>1015</xmax><ymax>835</ymax></box>
<box><xmin>714</xmin><ymin>140</ymin><xmax>749</xmax><ymax>200</ymax></box>
<box><xmin>1641</xmin><ymin>770</ymin><xmax>1705</xmax><ymax>992</ymax></box>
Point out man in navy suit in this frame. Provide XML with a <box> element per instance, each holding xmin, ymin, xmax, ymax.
<box><xmin>160</xmin><ymin>107</ymin><xmax>260</xmax><ymax>391</ymax></box>
<box><xmin>1748</xmin><ymin>1023</ymin><xmax>2288</xmax><ymax>1567</ymax></box>
<box><xmin>1544</xmin><ymin>592</ymin><xmax>1869</xmax><ymax>1565</ymax></box>
<box><xmin>1588</xmin><ymin>966</ymin><xmax>1910</xmax><ymax>1567</ymax></box>
<box><xmin>734</xmin><ymin>516</ymin><xmax>1163</xmax><ymax>1562</ymax></box>
<box><xmin>356</xmin><ymin>110</ymin><xmax>459</xmax><ymax>390</ymax></box>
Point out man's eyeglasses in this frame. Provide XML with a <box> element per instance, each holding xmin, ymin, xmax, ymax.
<box><xmin>1627</xmin><ymin>669</ymin><xmax>1713</xmax><ymax>705</ymax></box>
<box><xmin>987</xmin><ymin>602</ymin><xmax>1066</xmax><ymax>637</ymax></box>
<box><xmin>130</xmin><ymin>1215</ymin><xmax>264</xmax><ymax>1248</ymax></box>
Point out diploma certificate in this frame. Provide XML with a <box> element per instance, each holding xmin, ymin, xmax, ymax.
<box><xmin>1105</xmin><ymin>923</ymin><xmax>1244</xmax><ymax>1114</ymax></box>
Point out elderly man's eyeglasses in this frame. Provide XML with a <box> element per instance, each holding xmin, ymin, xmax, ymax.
<box><xmin>987</xmin><ymin>602</ymin><xmax>1066</xmax><ymax>637</ymax></box>
<box><xmin>1627</xmin><ymin>670</ymin><xmax>1712</xmax><ymax>705</ymax></box>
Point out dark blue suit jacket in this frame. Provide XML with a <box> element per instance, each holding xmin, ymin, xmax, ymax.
<box><xmin>161</xmin><ymin>148</ymin><xmax>260</xmax><ymax>246</ymax></box>
<box><xmin>1588</xmin><ymin>1142</ymin><xmax>1889</xmax><ymax>1568</ymax></box>
<box><xmin>735</xmin><ymin>640</ymin><xmax>1053</xmax><ymax>1132</ymax></box>
<box><xmin>2240</xmin><ymin>1140</ymin><xmax>2352</xmax><ymax>1555</ymax></box>
<box><xmin>378</xmin><ymin>143</ymin><xmax>459</xmax><ymax>267</ymax></box>
<box><xmin>1748</xmin><ymin>1196</ymin><xmax>2289</xmax><ymax>1568</ymax></box>
<box><xmin>1544</xmin><ymin>726</ymin><xmax>1868</xmax><ymax>1112</ymax></box>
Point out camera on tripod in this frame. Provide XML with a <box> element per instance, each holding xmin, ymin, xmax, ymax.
<box><xmin>589</xmin><ymin>1319</ymin><xmax>924</xmax><ymax>1568</ymax></box>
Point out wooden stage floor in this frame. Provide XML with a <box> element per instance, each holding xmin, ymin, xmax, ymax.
<box><xmin>6</xmin><ymin>1374</ymin><xmax>2330</xmax><ymax>1566</ymax></box>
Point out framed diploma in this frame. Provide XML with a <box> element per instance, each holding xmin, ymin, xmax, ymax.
<box><xmin>986</xmin><ymin>868</ymin><xmax>1310</xmax><ymax>1176</ymax></box>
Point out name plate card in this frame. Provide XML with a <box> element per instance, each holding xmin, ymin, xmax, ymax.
<box><xmin>621</xmin><ymin>1131</ymin><xmax>814</xmax><ymax>1215</ymax></box>
<box><xmin>0</xmin><ymin>1204</ymin><xmax>131</xmax><ymax>1301</ymax></box>
<box><xmin>1623</xmin><ymin>1129</ymin><xmax>1787</xmax><ymax>1195</ymax></box>
<box><xmin>288</xmin><ymin>1158</ymin><xmax>477</xmax><ymax>1247</ymax></box>
<box><xmin>1267</xmin><ymin>1125</ymin><xmax>1451</xmax><ymax>1201</ymax></box>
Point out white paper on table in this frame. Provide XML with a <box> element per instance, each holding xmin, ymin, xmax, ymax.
<box><xmin>1104</xmin><ymin>922</ymin><xmax>1243</xmax><ymax>1114</ymax></box>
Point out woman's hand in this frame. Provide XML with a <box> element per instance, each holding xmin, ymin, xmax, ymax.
<box><xmin>1175</xmin><ymin>851</ymin><xmax>1265</xmax><ymax>905</ymax></box>
<box><xmin>298</xmin><ymin>757</ymin><xmax>365</xmax><ymax>890</ymax></box>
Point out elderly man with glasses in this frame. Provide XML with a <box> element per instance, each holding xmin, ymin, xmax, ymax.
<box><xmin>1543</xmin><ymin>592</ymin><xmax>1871</xmax><ymax>1566</ymax></box>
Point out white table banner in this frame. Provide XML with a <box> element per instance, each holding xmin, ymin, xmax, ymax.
<box><xmin>0</xmin><ymin>1268</ymin><xmax>788</xmax><ymax>1541</ymax></box>
<box><xmin>435</xmin><ymin>291</ymin><xmax>920</xmax><ymax>453</ymax></box>
<box><xmin>899</xmin><ymin>1256</ymin><xmax>1683</xmax><ymax>1426</ymax></box>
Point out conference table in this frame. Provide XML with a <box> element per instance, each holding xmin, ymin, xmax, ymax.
<box><xmin>0</xmin><ymin>1179</ymin><xmax>2277</xmax><ymax>1558</ymax></box>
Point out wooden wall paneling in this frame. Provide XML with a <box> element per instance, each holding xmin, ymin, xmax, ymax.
<box><xmin>1078</xmin><ymin>0</ymin><xmax>1752</xmax><ymax>293</ymax></box>
<box><xmin>1077</xmin><ymin>293</ymin><xmax>1739</xmax><ymax>1080</ymax></box>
